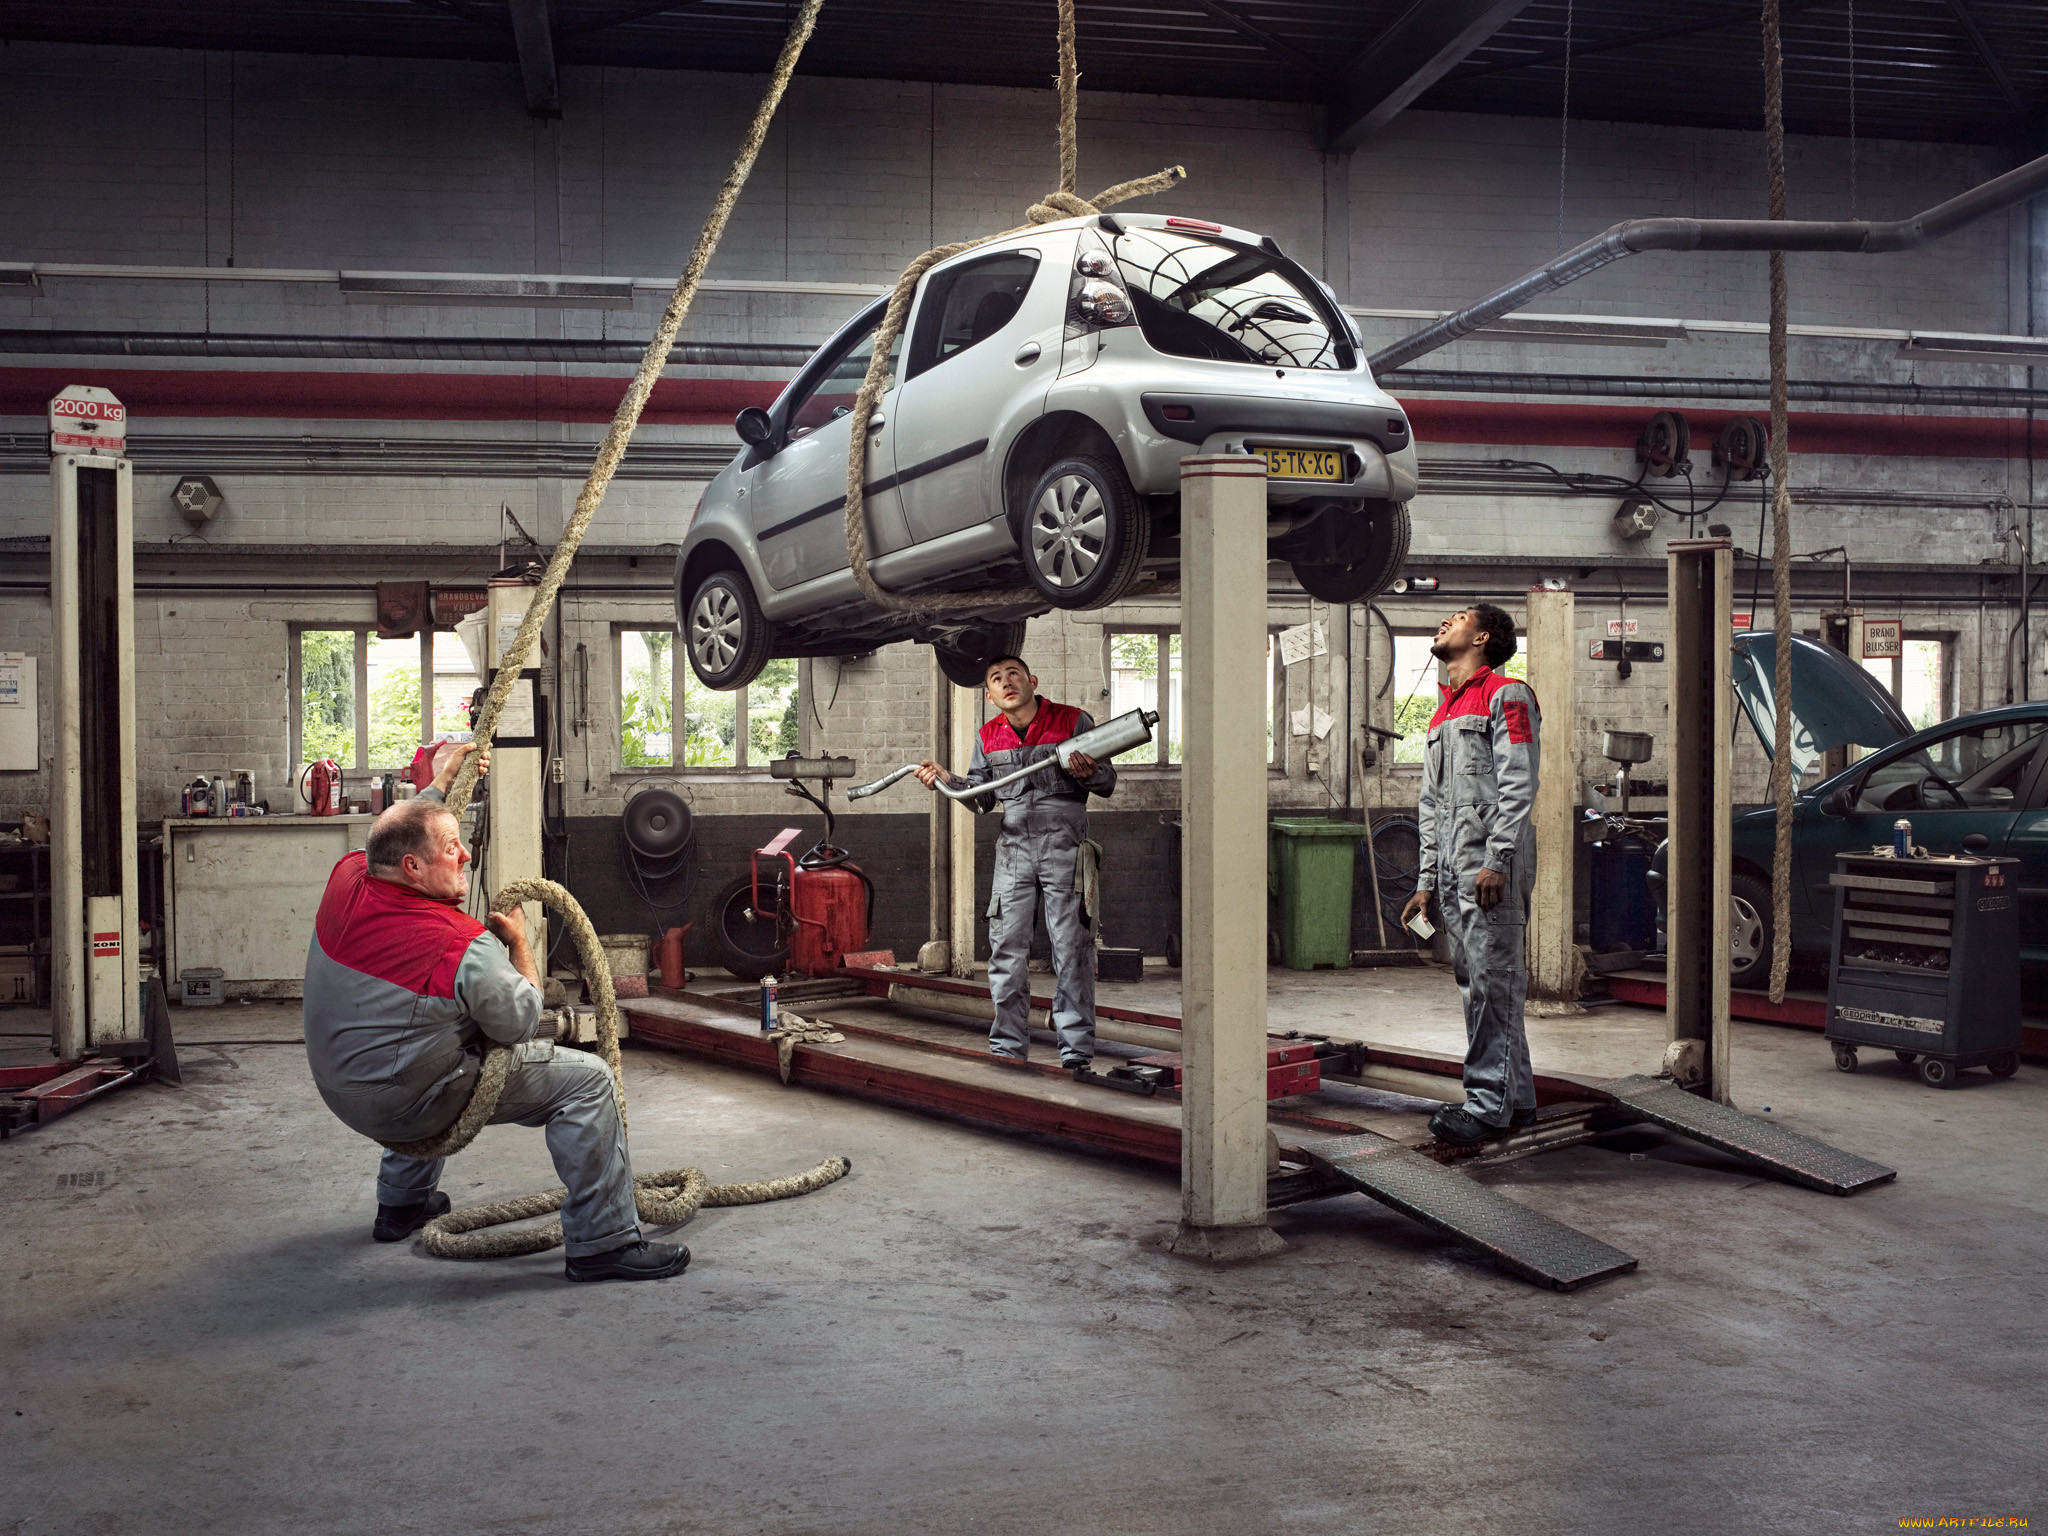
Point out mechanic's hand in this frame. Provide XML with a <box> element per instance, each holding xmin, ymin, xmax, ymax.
<box><xmin>1474</xmin><ymin>868</ymin><xmax>1508</xmax><ymax>909</ymax></box>
<box><xmin>1064</xmin><ymin>751</ymin><xmax>1099</xmax><ymax>779</ymax></box>
<box><xmin>487</xmin><ymin>911</ymin><xmax>541</xmax><ymax>988</ymax></box>
<box><xmin>1400</xmin><ymin>890</ymin><xmax>1434</xmax><ymax>929</ymax></box>
<box><xmin>913</xmin><ymin>759</ymin><xmax>950</xmax><ymax>789</ymax></box>
<box><xmin>432</xmin><ymin>739</ymin><xmax>490</xmax><ymax>794</ymax></box>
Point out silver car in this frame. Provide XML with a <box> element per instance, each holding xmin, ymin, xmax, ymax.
<box><xmin>676</xmin><ymin>210</ymin><xmax>1420</xmax><ymax>689</ymax></box>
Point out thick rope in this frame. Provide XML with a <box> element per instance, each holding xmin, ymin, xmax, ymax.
<box><xmin>369</xmin><ymin>0</ymin><xmax>850</xmax><ymax>1257</ymax></box>
<box><xmin>836</xmin><ymin>6</ymin><xmax>1185</xmax><ymax>618</ymax></box>
<box><xmin>1763</xmin><ymin>0</ymin><xmax>1796</xmax><ymax>1004</ymax></box>
<box><xmin>445</xmin><ymin>0</ymin><xmax>823</xmax><ymax>817</ymax></box>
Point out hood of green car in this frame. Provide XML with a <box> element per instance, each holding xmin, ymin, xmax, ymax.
<box><xmin>1730</xmin><ymin>631</ymin><xmax>1914</xmax><ymax>779</ymax></box>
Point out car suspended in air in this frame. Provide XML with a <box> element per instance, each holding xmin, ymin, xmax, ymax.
<box><xmin>674</xmin><ymin>210</ymin><xmax>1419</xmax><ymax>690</ymax></box>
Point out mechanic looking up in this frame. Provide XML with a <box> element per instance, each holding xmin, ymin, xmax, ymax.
<box><xmin>301</xmin><ymin>742</ymin><xmax>687</xmax><ymax>1282</ymax></box>
<box><xmin>915</xmin><ymin>656</ymin><xmax>1115</xmax><ymax>1070</ymax></box>
<box><xmin>1399</xmin><ymin>605</ymin><xmax>1543</xmax><ymax>1147</ymax></box>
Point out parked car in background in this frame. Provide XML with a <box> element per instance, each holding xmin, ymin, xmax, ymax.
<box><xmin>1654</xmin><ymin>632</ymin><xmax>2048</xmax><ymax>989</ymax></box>
<box><xmin>675</xmin><ymin>210</ymin><xmax>1420</xmax><ymax>690</ymax></box>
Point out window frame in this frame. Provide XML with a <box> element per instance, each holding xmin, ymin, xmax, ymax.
<box><xmin>614</xmin><ymin>624</ymin><xmax>807</xmax><ymax>776</ymax></box>
<box><xmin>1102</xmin><ymin>624</ymin><xmax>1285</xmax><ymax>772</ymax></box>
<box><xmin>289</xmin><ymin>624</ymin><xmax>436</xmax><ymax>774</ymax></box>
<box><xmin>904</xmin><ymin>248</ymin><xmax>1042</xmax><ymax>380</ymax></box>
<box><xmin>1860</xmin><ymin>632</ymin><xmax>1954</xmax><ymax>730</ymax></box>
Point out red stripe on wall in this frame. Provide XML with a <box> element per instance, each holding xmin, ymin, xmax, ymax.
<box><xmin>1</xmin><ymin>365</ymin><xmax>2040</xmax><ymax>459</ymax></box>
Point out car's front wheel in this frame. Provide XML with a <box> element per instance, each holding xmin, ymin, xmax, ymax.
<box><xmin>1290</xmin><ymin>501</ymin><xmax>1411</xmax><ymax>603</ymax></box>
<box><xmin>933</xmin><ymin>620</ymin><xmax>1028</xmax><ymax>689</ymax></box>
<box><xmin>1729</xmin><ymin>872</ymin><xmax>1773</xmax><ymax>991</ymax></box>
<box><xmin>685</xmin><ymin>568</ymin><xmax>773</xmax><ymax>690</ymax></box>
<box><xmin>1020</xmin><ymin>454</ymin><xmax>1150</xmax><ymax>610</ymax></box>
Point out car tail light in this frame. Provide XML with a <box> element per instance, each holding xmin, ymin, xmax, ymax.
<box><xmin>1075</xmin><ymin>249</ymin><xmax>1115</xmax><ymax>278</ymax></box>
<box><xmin>1165</xmin><ymin>217</ymin><xmax>1224</xmax><ymax>233</ymax></box>
<box><xmin>1161</xmin><ymin>404</ymin><xmax>1195</xmax><ymax>421</ymax></box>
<box><xmin>1075</xmin><ymin>278</ymin><xmax>1133</xmax><ymax>327</ymax></box>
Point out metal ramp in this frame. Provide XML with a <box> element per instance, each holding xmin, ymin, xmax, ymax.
<box><xmin>1602</xmin><ymin>1075</ymin><xmax>1897</xmax><ymax>1196</ymax></box>
<box><xmin>1300</xmin><ymin>1133</ymin><xmax>1638</xmax><ymax>1292</ymax></box>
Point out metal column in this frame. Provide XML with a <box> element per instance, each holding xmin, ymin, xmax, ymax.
<box><xmin>1524</xmin><ymin>587</ymin><xmax>1579</xmax><ymax>1001</ymax></box>
<box><xmin>1666</xmin><ymin>540</ymin><xmax>1734</xmax><ymax>1102</ymax></box>
<box><xmin>485</xmin><ymin>576</ymin><xmax>544</xmax><ymax>952</ymax></box>
<box><xmin>1169</xmin><ymin>454</ymin><xmax>1284</xmax><ymax>1261</ymax></box>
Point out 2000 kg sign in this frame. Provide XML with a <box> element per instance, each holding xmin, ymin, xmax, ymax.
<box><xmin>52</xmin><ymin>398</ymin><xmax>123</xmax><ymax>421</ymax></box>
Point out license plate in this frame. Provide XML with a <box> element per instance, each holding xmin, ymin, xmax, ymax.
<box><xmin>1258</xmin><ymin>446</ymin><xmax>1344</xmax><ymax>481</ymax></box>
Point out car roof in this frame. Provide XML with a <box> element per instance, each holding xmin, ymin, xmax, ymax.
<box><xmin>1807</xmin><ymin>700</ymin><xmax>2048</xmax><ymax>795</ymax></box>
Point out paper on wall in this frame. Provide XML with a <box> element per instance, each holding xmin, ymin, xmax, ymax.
<box><xmin>1278</xmin><ymin>621</ymin><xmax>1327</xmax><ymax>667</ymax></box>
<box><xmin>1290</xmin><ymin>704</ymin><xmax>1334</xmax><ymax>740</ymax></box>
<box><xmin>0</xmin><ymin>654</ymin><xmax>20</xmax><ymax>707</ymax></box>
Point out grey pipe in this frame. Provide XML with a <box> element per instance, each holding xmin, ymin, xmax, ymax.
<box><xmin>1370</xmin><ymin>153</ymin><xmax>2048</xmax><ymax>374</ymax></box>
<box><xmin>848</xmin><ymin>707</ymin><xmax>1160</xmax><ymax>801</ymax></box>
<box><xmin>0</xmin><ymin>330</ymin><xmax>813</xmax><ymax>367</ymax></box>
<box><xmin>1381</xmin><ymin>369</ymin><xmax>2048</xmax><ymax>412</ymax></box>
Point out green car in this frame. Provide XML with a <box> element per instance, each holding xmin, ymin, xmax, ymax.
<box><xmin>1660</xmin><ymin>634</ymin><xmax>2048</xmax><ymax>990</ymax></box>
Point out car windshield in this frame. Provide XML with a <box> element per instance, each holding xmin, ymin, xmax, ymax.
<box><xmin>1851</xmin><ymin>717</ymin><xmax>2047</xmax><ymax>813</ymax></box>
<box><xmin>1110</xmin><ymin>228</ymin><xmax>1345</xmax><ymax>370</ymax></box>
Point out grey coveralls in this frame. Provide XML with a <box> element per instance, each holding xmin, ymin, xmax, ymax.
<box><xmin>303</xmin><ymin>788</ymin><xmax>640</xmax><ymax>1257</ymax></box>
<box><xmin>955</xmin><ymin>701</ymin><xmax>1116</xmax><ymax>1062</ymax></box>
<box><xmin>1414</xmin><ymin>667</ymin><xmax>1541</xmax><ymax>1129</ymax></box>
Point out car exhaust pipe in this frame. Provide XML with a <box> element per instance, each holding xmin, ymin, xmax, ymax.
<box><xmin>846</xmin><ymin>708</ymin><xmax>1160</xmax><ymax>801</ymax></box>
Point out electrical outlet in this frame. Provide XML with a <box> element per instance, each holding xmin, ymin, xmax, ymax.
<box><xmin>549</xmin><ymin>756</ymin><xmax>564</xmax><ymax>784</ymax></box>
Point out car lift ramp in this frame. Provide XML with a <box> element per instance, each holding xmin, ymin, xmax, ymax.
<box><xmin>1294</xmin><ymin>1132</ymin><xmax>1637</xmax><ymax>1291</ymax></box>
<box><xmin>1601</xmin><ymin>1074</ymin><xmax>1897</xmax><ymax>1196</ymax></box>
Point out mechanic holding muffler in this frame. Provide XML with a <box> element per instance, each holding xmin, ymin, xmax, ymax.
<box><xmin>915</xmin><ymin>656</ymin><xmax>1114</xmax><ymax>1071</ymax></box>
<box><xmin>1399</xmin><ymin>604</ymin><xmax>1543</xmax><ymax>1146</ymax></box>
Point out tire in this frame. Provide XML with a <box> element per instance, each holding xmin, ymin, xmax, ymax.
<box><xmin>1919</xmin><ymin>1056</ymin><xmax>1956</xmax><ymax>1089</ymax></box>
<box><xmin>1019</xmin><ymin>453</ymin><xmax>1149</xmax><ymax>610</ymax></box>
<box><xmin>933</xmin><ymin>620</ymin><xmax>1028</xmax><ymax>690</ymax></box>
<box><xmin>684</xmin><ymin>569</ymin><xmax>773</xmax><ymax>691</ymax></box>
<box><xmin>1894</xmin><ymin>1050</ymin><xmax>1919</xmax><ymax>1066</ymax></box>
<box><xmin>1165</xmin><ymin>928</ymin><xmax>1182</xmax><ymax>969</ymax></box>
<box><xmin>1988</xmin><ymin>1051</ymin><xmax>2019</xmax><ymax>1079</ymax></box>
<box><xmin>1832</xmin><ymin>1044</ymin><xmax>1858</xmax><ymax>1073</ymax></box>
<box><xmin>1368</xmin><ymin>815</ymin><xmax>1424</xmax><ymax>948</ymax></box>
<box><xmin>711</xmin><ymin>872</ymin><xmax>789</xmax><ymax>982</ymax></box>
<box><xmin>1290</xmin><ymin>502</ymin><xmax>1412</xmax><ymax>604</ymax></box>
<box><xmin>1728</xmin><ymin>873</ymin><xmax>1773</xmax><ymax>992</ymax></box>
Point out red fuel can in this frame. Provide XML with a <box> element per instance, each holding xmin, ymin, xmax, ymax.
<box><xmin>788</xmin><ymin>863</ymin><xmax>870</xmax><ymax>976</ymax></box>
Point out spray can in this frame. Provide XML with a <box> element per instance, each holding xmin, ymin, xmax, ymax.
<box><xmin>759</xmin><ymin>974</ymin><xmax>779</xmax><ymax>1033</ymax></box>
<box><xmin>1893</xmin><ymin>818</ymin><xmax>1914</xmax><ymax>857</ymax></box>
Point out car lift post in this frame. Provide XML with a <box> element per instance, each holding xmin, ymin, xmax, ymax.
<box><xmin>947</xmin><ymin>680</ymin><xmax>978</xmax><ymax>979</ymax></box>
<box><xmin>1525</xmin><ymin>585</ymin><xmax>1579</xmax><ymax>1001</ymax></box>
<box><xmin>1666</xmin><ymin>539</ymin><xmax>1735</xmax><ymax>1102</ymax></box>
<box><xmin>1168</xmin><ymin>454</ymin><xmax>1285</xmax><ymax>1261</ymax></box>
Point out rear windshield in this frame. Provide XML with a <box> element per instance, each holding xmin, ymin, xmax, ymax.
<box><xmin>1110</xmin><ymin>228</ymin><xmax>1348</xmax><ymax>371</ymax></box>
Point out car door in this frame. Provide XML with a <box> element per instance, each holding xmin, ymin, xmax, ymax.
<box><xmin>742</xmin><ymin>305</ymin><xmax>910</xmax><ymax>590</ymax></box>
<box><xmin>890</xmin><ymin>246</ymin><xmax>1055</xmax><ymax>545</ymax></box>
<box><xmin>1988</xmin><ymin>716</ymin><xmax>2048</xmax><ymax>959</ymax></box>
<box><xmin>1801</xmin><ymin>715</ymin><xmax>2048</xmax><ymax>930</ymax></box>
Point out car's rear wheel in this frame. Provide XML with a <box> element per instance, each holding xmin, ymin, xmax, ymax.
<box><xmin>1728</xmin><ymin>872</ymin><xmax>1773</xmax><ymax>991</ymax></box>
<box><xmin>685</xmin><ymin>569</ymin><xmax>773</xmax><ymax>690</ymax></box>
<box><xmin>1290</xmin><ymin>501</ymin><xmax>1411</xmax><ymax>603</ymax></box>
<box><xmin>933</xmin><ymin>620</ymin><xmax>1028</xmax><ymax>690</ymax></box>
<box><xmin>1020</xmin><ymin>454</ymin><xmax>1149</xmax><ymax>610</ymax></box>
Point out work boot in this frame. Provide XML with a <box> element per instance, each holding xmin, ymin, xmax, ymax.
<box><xmin>1428</xmin><ymin>1105</ymin><xmax>1508</xmax><ymax>1147</ymax></box>
<box><xmin>1061</xmin><ymin>1055</ymin><xmax>1093</xmax><ymax>1074</ymax></box>
<box><xmin>372</xmin><ymin>1191</ymin><xmax>451</xmax><ymax>1243</ymax></box>
<box><xmin>564</xmin><ymin>1239</ymin><xmax>691</xmax><ymax>1283</ymax></box>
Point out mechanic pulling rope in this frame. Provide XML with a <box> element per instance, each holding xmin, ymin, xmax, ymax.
<box><xmin>839</xmin><ymin>0</ymin><xmax>1187</xmax><ymax>616</ymax></box>
<box><xmin>375</xmin><ymin>0</ymin><xmax>851</xmax><ymax>1258</ymax></box>
<box><xmin>1763</xmin><ymin>0</ymin><xmax>1797</xmax><ymax>1004</ymax></box>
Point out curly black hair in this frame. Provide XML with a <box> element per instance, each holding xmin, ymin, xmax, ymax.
<box><xmin>1468</xmin><ymin>603</ymin><xmax>1518</xmax><ymax>669</ymax></box>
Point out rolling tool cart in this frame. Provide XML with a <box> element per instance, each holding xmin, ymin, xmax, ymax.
<box><xmin>1823</xmin><ymin>851</ymin><xmax>2024</xmax><ymax>1087</ymax></box>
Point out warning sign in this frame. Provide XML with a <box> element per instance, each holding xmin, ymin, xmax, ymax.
<box><xmin>48</xmin><ymin>385</ymin><xmax>126</xmax><ymax>453</ymax></box>
<box><xmin>1862</xmin><ymin>619</ymin><xmax>1903</xmax><ymax>659</ymax></box>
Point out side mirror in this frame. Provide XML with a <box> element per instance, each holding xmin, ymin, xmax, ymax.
<box><xmin>1819</xmin><ymin>785</ymin><xmax>1854</xmax><ymax>816</ymax></box>
<box><xmin>735</xmin><ymin>407</ymin><xmax>775</xmax><ymax>447</ymax></box>
<box><xmin>1963</xmin><ymin>832</ymin><xmax>1991</xmax><ymax>852</ymax></box>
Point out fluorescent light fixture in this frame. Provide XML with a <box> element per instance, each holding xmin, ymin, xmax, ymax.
<box><xmin>1472</xmin><ymin>317</ymin><xmax>1688</xmax><ymax>348</ymax></box>
<box><xmin>339</xmin><ymin>272</ymin><xmax>636</xmax><ymax>309</ymax></box>
<box><xmin>0</xmin><ymin>265</ymin><xmax>40</xmax><ymax>292</ymax></box>
<box><xmin>1899</xmin><ymin>332</ymin><xmax>2048</xmax><ymax>364</ymax></box>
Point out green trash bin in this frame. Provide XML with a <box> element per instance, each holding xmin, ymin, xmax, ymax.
<box><xmin>1268</xmin><ymin>817</ymin><xmax>1368</xmax><ymax>970</ymax></box>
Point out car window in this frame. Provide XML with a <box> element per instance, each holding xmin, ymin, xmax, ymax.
<box><xmin>786</xmin><ymin>314</ymin><xmax>902</xmax><ymax>436</ymax></box>
<box><xmin>1109</xmin><ymin>227</ymin><xmax>1344</xmax><ymax>370</ymax></box>
<box><xmin>906</xmin><ymin>252</ymin><xmax>1041</xmax><ymax>379</ymax></box>
<box><xmin>1852</xmin><ymin>717</ymin><xmax>2048</xmax><ymax>813</ymax></box>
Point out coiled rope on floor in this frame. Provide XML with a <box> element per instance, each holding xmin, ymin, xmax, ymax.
<box><xmin>838</xmin><ymin>0</ymin><xmax>1186</xmax><ymax>616</ymax></box>
<box><xmin>372</xmin><ymin>0</ymin><xmax>851</xmax><ymax>1259</ymax></box>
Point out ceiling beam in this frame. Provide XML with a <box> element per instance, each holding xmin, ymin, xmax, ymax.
<box><xmin>1943</xmin><ymin>0</ymin><xmax>2031</xmax><ymax>123</ymax></box>
<box><xmin>1442</xmin><ymin>0</ymin><xmax>1828</xmax><ymax>88</ymax></box>
<box><xmin>556</xmin><ymin>0</ymin><xmax>706</xmax><ymax>42</ymax></box>
<box><xmin>508</xmin><ymin>0</ymin><xmax>562</xmax><ymax>118</ymax></box>
<box><xmin>1178</xmin><ymin>0</ymin><xmax>1320</xmax><ymax>73</ymax></box>
<box><xmin>1326</xmin><ymin>0</ymin><xmax>1535</xmax><ymax>152</ymax></box>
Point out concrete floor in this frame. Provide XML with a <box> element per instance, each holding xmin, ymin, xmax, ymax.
<box><xmin>2</xmin><ymin>965</ymin><xmax>2041</xmax><ymax>1536</ymax></box>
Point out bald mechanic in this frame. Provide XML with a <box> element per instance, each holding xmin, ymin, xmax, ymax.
<box><xmin>1399</xmin><ymin>604</ymin><xmax>1542</xmax><ymax>1147</ymax></box>
<box><xmin>915</xmin><ymin>656</ymin><xmax>1114</xmax><ymax>1070</ymax></box>
<box><xmin>303</xmin><ymin>742</ymin><xmax>686</xmax><ymax>1282</ymax></box>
